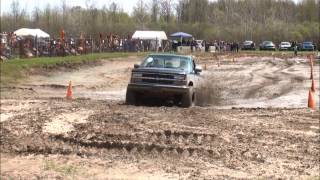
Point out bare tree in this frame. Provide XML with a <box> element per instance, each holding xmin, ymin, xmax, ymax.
<box><xmin>10</xmin><ymin>0</ymin><xmax>20</xmax><ymax>29</ymax></box>
<box><xmin>150</xmin><ymin>0</ymin><xmax>159</xmax><ymax>23</ymax></box>
<box><xmin>32</xmin><ymin>7</ymin><xmax>40</xmax><ymax>28</ymax></box>
<box><xmin>109</xmin><ymin>2</ymin><xmax>119</xmax><ymax>23</ymax></box>
<box><xmin>132</xmin><ymin>0</ymin><xmax>149</xmax><ymax>29</ymax></box>
<box><xmin>160</xmin><ymin>0</ymin><xmax>172</xmax><ymax>23</ymax></box>
<box><xmin>43</xmin><ymin>4</ymin><xmax>51</xmax><ymax>33</ymax></box>
<box><xmin>61</xmin><ymin>0</ymin><xmax>67</xmax><ymax>28</ymax></box>
<box><xmin>1</xmin><ymin>0</ymin><xmax>319</xmax><ymax>43</ymax></box>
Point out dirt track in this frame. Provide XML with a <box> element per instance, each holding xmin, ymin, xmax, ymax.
<box><xmin>1</xmin><ymin>55</ymin><xmax>319</xmax><ymax>179</ymax></box>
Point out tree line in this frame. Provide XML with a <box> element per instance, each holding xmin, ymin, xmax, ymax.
<box><xmin>1</xmin><ymin>0</ymin><xmax>319</xmax><ymax>44</ymax></box>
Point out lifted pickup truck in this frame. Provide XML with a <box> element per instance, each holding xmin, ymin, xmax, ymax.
<box><xmin>126</xmin><ymin>54</ymin><xmax>202</xmax><ymax>107</ymax></box>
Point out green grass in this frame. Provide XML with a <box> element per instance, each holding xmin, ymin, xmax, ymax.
<box><xmin>43</xmin><ymin>160</ymin><xmax>78</xmax><ymax>178</ymax></box>
<box><xmin>0</xmin><ymin>52</ymin><xmax>147</xmax><ymax>85</ymax></box>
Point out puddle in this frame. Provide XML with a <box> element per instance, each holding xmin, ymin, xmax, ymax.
<box><xmin>43</xmin><ymin>110</ymin><xmax>94</xmax><ymax>134</ymax></box>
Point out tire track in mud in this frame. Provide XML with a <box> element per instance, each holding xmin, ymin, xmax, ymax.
<box><xmin>2</xmin><ymin>116</ymin><xmax>263</xmax><ymax>163</ymax></box>
<box><xmin>66</xmin><ymin>128</ymin><xmax>221</xmax><ymax>147</ymax></box>
<box><xmin>3</xmin><ymin>123</ymin><xmax>314</xmax><ymax>166</ymax></box>
<box><xmin>4</xmin><ymin>132</ymin><xmax>267</xmax><ymax>166</ymax></box>
<box><xmin>1</xmin><ymin>99</ymin><xmax>319</xmax><ymax>178</ymax></box>
<box><xmin>51</xmin><ymin>134</ymin><xmax>222</xmax><ymax>158</ymax></box>
<box><xmin>198</xmin><ymin>58</ymin><xmax>304</xmax><ymax>106</ymax></box>
<box><xmin>2</xmin><ymin>134</ymin><xmax>225</xmax><ymax>160</ymax></box>
<box><xmin>243</xmin><ymin>60</ymin><xmax>304</xmax><ymax>99</ymax></box>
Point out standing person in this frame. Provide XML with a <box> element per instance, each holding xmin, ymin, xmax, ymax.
<box><xmin>236</xmin><ymin>42</ymin><xmax>239</xmax><ymax>52</ymax></box>
<box><xmin>293</xmin><ymin>41</ymin><xmax>298</xmax><ymax>56</ymax></box>
<box><xmin>190</xmin><ymin>39</ymin><xmax>195</xmax><ymax>52</ymax></box>
<box><xmin>214</xmin><ymin>40</ymin><xmax>218</xmax><ymax>52</ymax></box>
<box><xmin>19</xmin><ymin>39</ymin><xmax>24</xmax><ymax>58</ymax></box>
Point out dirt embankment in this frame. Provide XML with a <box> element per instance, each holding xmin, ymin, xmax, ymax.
<box><xmin>1</xmin><ymin>56</ymin><xmax>140</xmax><ymax>100</ymax></box>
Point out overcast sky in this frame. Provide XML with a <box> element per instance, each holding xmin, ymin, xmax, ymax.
<box><xmin>0</xmin><ymin>0</ymin><xmax>302</xmax><ymax>16</ymax></box>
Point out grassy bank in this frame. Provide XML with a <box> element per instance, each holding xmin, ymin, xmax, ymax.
<box><xmin>0</xmin><ymin>52</ymin><xmax>147</xmax><ymax>85</ymax></box>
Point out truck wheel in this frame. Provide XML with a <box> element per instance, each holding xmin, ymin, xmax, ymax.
<box><xmin>181</xmin><ymin>88</ymin><xmax>195</xmax><ymax>107</ymax></box>
<box><xmin>125</xmin><ymin>89</ymin><xmax>136</xmax><ymax>105</ymax></box>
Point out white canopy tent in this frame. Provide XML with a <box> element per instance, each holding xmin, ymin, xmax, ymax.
<box><xmin>132</xmin><ymin>31</ymin><xmax>167</xmax><ymax>51</ymax></box>
<box><xmin>132</xmin><ymin>31</ymin><xmax>167</xmax><ymax>41</ymax></box>
<box><xmin>14</xmin><ymin>28</ymin><xmax>50</xmax><ymax>38</ymax></box>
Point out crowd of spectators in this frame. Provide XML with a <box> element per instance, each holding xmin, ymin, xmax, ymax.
<box><xmin>171</xmin><ymin>39</ymin><xmax>240</xmax><ymax>53</ymax></box>
<box><xmin>1</xmin><ymin>31</ymin><xmax>249</xmax><ymax>60</ymax></box>
<box><xmin>1</xmin><ymin>32</ymin><xmax>172</xmax><ymax>60</ymax></box>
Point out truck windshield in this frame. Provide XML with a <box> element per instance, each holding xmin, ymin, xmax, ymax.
<box><xmin>141</xmin><ymin>55</ymin><xmax>192</xmax><ymax>73</ymax></box>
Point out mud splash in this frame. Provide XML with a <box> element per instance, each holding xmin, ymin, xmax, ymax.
<box><xmin>196</xmin><ymin>76</ymin><xmax>224</xmax><ymax>106</ymax></box>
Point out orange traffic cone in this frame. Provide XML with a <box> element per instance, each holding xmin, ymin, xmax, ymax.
<box><xmin>311</xmin><ymin>79</ymin><xmax>316</xmax><ymax>92</ymax></box>
<box><xmin>66</xmin><ymin>81</ymin><xmax>72</xmax><ymax>100</ymax></box>
<box><xmin>308</xmin><ymin>90</ymin><xmax>315</xmax><ymax>109</ymax></box>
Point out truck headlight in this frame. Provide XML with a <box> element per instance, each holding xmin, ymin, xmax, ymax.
<box><xmin>175</xmin><ymin>75</ymin><xmax>186</xmax><ymax>80</ymax></box>
<box><xmin>131</xmin><ymin>73</ymin><xmax>142</xmax><ymax>83</ymax></box>
<box><xmin>132</xmin><ymin>73</ymin><xmax>142</xmax><ymax>78</ymax></box>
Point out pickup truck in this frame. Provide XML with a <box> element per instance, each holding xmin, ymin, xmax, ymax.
<box><xmin>126</xmin><ymin>54</ymin><xmax>202</xmax><ymax>107</ymax></box>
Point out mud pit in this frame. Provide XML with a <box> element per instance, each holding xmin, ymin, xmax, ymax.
<box><xmin>1</xmin><ymin>55</ymin><xmax>319</xmax><ymax>179</ymax></box>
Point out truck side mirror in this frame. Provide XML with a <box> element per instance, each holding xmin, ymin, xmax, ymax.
<box><xmin>195</xmin><ymin>66</ymin><xmax>202</xmax><ymax>74</ymax></box>
<box><xmin>134</xmin><ymin>64</ymin><xmax>140</xmax><ymax>69</ymax></box>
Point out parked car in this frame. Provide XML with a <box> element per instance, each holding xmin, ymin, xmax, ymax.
<box><xmin>259</xmin><ymin>41</ymin><xmax>276</xmax><ymax>51</ymax></box>
<box><xmin>126</xmin><ymin>54</ymin><xmax>202</xmax><ymax>107</ymax></box>
<box><xmin>241</xmin><ymin>40</ymin><xmax>255</xmax><ymax>50</ymax></box>
<box><xmin>278</xmin><ymin>42</ymin><xmax>292</xmax><ymax>51</ymax></box>
<box><xmin>299</xmin><ymin>42</ymin><xmax>315</xmax><ymax>51</ymax></box>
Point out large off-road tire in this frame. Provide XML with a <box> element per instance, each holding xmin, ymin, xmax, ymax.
<box><xmin>125</xmin><ymin>89</ymin><xmax>136</xmax><ymax>105</ymax></box>
<box><xmin>181</xmin><ymin>88</ymin><xmax>196</xmax><ymax>108</ymax></box>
